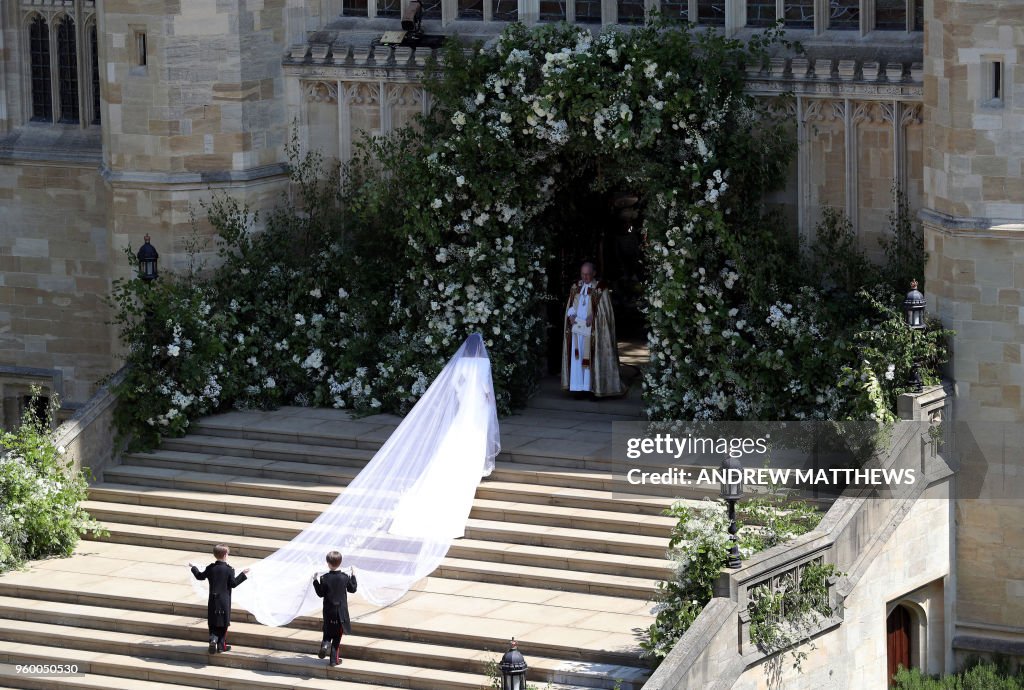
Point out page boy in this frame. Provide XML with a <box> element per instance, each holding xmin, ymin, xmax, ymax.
<box><xmin>189</xmin><ymin>544</ymin><xmax>250</xmax><ymax>653</ymax></box>
<box><xmin>312</xmin><ymin>551</ymin><xmax>358</xmax><ymax>666</ymax></box>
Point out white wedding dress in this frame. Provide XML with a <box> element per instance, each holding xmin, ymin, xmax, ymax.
<box><xmin>189</xmin><ymin>334</ymin><xmax>500</xmax><ymax>624</ymax></box>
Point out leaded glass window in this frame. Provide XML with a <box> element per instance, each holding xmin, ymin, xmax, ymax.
<box><xmin>30</xmin><ymin>16</ymin><xmax>52</xmax><ymax>122</ymax></box>
<box><xmin>378</xmin><ymin>0</ymin><xmax>400</xmax><ymax>19</ymax></box>
<box><xmin>91</xmin><ymin>24</ymin><xmax>100</xmax><ymax>124</ymax></box>
<box><xmin>575</xmin><ymin>0</ymin><xmax>601</xmax><ymax>23</ymax></box>
<box><xmin>494</xmin><ymin>0</ymin><xmax>518</xmax><ymax>21</ymax></box>
<box><xmin>697</xmin><ymin>0</ymin><xmax>725</xmax><ymax>25</ymax></box>
<box><xmin>57</xmin><ymin>16</ymin><xmax>79</xmax><ymax>124</ymax></box>
<box><xmin>540</xmin><ymin>0</ymin><xmax>567</xmax><ymax>21</ymax></box>
<box><xmin>458</xmin><ymin>0</ymin><xmax>484</xmax><ymax>20</ymax></box>
<box><xmin>829</xmin><ymin>0</ymin><xmax>858</xmax><ymax>29</ymax></box>
<box><xmin>659</xmin><ymin>0</ymin><xmax>689</xmax><ymax>23</ymax></box>
<box><xmin>343</xmin><ymin>0</ymin><xmax>369</xmax><ymax>16</ymax></box>
<box><xmin>784</xmin><ymin>0</ymin><xmax>813</xmax><ymax>27</ymax></box>
<box><xmin>875</xmin><ymin>0</ymin><xmax>905</xmax><ymax>30</ymax></box>
<box><xmin>618</xmin><ymin>0</ymin><xmax>645</xmax><ymax>24</ymax></box>
<box><xmin>746</xmin><ymin>0</ymin><xmax>775</xmax><ymax>26</ymax></box>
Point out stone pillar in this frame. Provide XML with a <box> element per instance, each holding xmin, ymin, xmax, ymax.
<box><xmin>921</xmin><ymin>0</ymin><xmax>1024</xmax><ymax>667</ymax></box>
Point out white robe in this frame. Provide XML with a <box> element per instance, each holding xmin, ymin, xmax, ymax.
<box><xmin>566</xmin><ymin>282</ymin><xmax>594</xmax><ymax>392</ymax></box>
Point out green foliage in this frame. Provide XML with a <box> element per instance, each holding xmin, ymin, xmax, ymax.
<box><xmin>641</xmin><ymin>497</ymin><xmax>825</xmax><ymax>664</ymax></box>
<box><xmin>0</xmin><ymin>389</ymin><xmax>105</xmax><ymax>572</ymax></box>
<box><xmin>892</xmin><ymin>659</ymin><xmax>1024</xmax><ymax>689</ymax></box>
<box><xmin>746</xmin><ymin>559</ymin><xmax>837</xmax><ymax>671</ymax></box>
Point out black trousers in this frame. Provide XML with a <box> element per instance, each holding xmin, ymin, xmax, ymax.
<box><xmin>209</xmin><ymin>624</ymin><xmax>228</xmax><ymax>649</ymax></box>
<box><xmin>322</xmin><ymin>619</ymin><xmax>344</xmax><ymax>663</ymax></box>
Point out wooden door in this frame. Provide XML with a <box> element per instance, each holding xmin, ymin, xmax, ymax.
<box><xmin>887</xmin><ymin>604</ymin><xmax>912</xmax><ymax>685</ymax></box>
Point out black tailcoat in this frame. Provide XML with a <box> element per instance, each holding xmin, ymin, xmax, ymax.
<box><xmin>191</xmin><ymin>560</ymin><xmax>247</xmax><ymax>628</ymax></box>
<box><xmin>313</xmin><ymin>570</ymin><xmax>358</xmax><ymax>635</ymax></box>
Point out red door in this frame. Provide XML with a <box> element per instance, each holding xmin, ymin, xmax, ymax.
<box><xmin>887</xmin><ymin>605</ymin><xmax>912</xmax><ymax>686</ymax></box>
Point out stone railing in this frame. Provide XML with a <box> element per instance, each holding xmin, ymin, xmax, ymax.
<box><xmin>51</xmin><ymin>367</ymin><xmax>126</xmax><ymax>482</ymax></box>
<box><xmin>643</xmin><ymin>383</ymin><xmax>953</xmax><ymax>689</ymax></box>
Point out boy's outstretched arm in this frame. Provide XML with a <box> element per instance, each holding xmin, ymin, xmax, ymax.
<box><xmin>189</xmin><ymin>563</ymin><xmax>207</xmax><ymax>580</ymax></box>
<box><xmin>312</xmin><ymin>574</ymin><xmax>325</xmax><ymax>597</ymax></box>
<box><xmin>347</xmin><ymin>570</ymin><xmax>358</xmax><ymax>593</ymax></box>
<box><xmin>231</xmin><ymin>568</ymin><xmax>249</xmax><ymax>587</ymax></box>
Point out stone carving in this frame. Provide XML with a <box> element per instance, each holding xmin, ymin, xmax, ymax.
<box><xmin>304</xmin><ymin>80</ymin><xmax>338</xmax><ymax>104</ymax></box>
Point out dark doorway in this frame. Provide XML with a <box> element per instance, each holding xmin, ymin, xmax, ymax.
<box><xmin>886</xmin><ymin>604</ymin><xmax>913</xmax><ymax>686</ymax></box>
<box><xmin>543</xmin><ymin>188</ymin><xmax>646</xmax><ymax>374</ymax></box>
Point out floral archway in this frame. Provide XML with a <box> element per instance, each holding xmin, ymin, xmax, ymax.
<box><xmin>111</xmin><ymin>21</ymin><xmax>949</xmax><ymax>448</ymax></box>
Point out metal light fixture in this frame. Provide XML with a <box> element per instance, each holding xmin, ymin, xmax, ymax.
<box><xmin>498</xmin><ymin>638</ymin><xmax>528</xmax><ymax>690</ymax></box>
<box><xmin>137</xmin><ymin>234</ymin><xmax>159</xmax><ymax>281</ymax></box>
<box><xmin>903</xmin><ymin>279</ymin><xmax>926</xmax><ymax>393</ymax></box>
<box><xmin>720</xmin><ymin>456</ymin><xmax>744</xmax><ymax>569</ymax></box>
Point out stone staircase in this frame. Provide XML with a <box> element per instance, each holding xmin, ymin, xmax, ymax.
<box><xmin>0</xmin><ymin>380</ymin><xmax>719</xmax><ymax>690</ymax></box>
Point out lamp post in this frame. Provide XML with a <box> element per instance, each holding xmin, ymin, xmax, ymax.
<box><xmin>137</xmin><ymin>234</ymin><xmax>159</xmax><ymax>281</ymax></box>
<box><xmin>720</xmin><ymin>456</ymin><xmax>744</xmax><ymax>569</ymax></box>
<box><xmin>498</xmin><ymin>638</ymin><xmax>528</xmax><ymax>690</ymax></box>
<box><xmin>903</xmin><ymin>279</ymin><xmax>926</xmax><ymax>393</ymax></box>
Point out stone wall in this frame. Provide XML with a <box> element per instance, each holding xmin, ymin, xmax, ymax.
<box><xmin>732</xmin><ymin>480</ymin><xmax>954</xmax><ymax>689</ymax></box>
<box><xmin>0</xmin><ymin>159</ymin><xmax>112</xmax><ymax>408</ymax></box>
<box><xmin>921</xmin><ymin>0</ymin><xmax>1024</xmax><ymax>668</ymax></box>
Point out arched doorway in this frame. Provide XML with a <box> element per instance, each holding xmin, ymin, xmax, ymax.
<box><xmin>886</xmin><ymin>604</ymin><xmax>913</xmax><ymax>686</ymax></box>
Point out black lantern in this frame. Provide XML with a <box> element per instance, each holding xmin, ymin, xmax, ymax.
<box><xmin>137</xmin><ymin>234</ymin><xmax>159</xmax><ymax>281</ymax></box>
<box><xmin>720</xmin><ymin>456</ymin><xmax>744</xmax><ymax>569</ymax></box>
<box><xmin>903</xmin><ymin>280</ymin><xmax>926</xmax><ymax>392</ymax></box>
<box><xmin>903</xmin><ymin>279</ymin><xmax>926</xmax><ymax>331</ymax></box>
<box><xmin>498</xmin><ymin>638</ymin><xmax>528</xmax><ymax>690</ymax></box>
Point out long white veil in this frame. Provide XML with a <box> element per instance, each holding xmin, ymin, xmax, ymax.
<box><xmin>190</xmin><ymin>334</ymin><xmax>501</xmax><ymax>625</ymax></box>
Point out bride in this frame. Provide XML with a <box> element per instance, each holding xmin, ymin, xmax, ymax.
<box><xmin>192</xmin><ymin>334</ymin><xmax>501</xmax><ymax>624</ymax></box>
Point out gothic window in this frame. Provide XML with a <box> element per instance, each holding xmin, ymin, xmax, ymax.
<box><xmin>377</xmin><ymin>0</ymin><xmax>400</xmax><ymax>19</ymax></box>
<box><xmin>784</xmin><ymin>0</ymin><xmax>814</xmax><ymax>27</ymax></box>
<box><xmin>829</xmin><ymin>0</ymin><xmax>859</xmax><ymax>29</ymax></box>
<box><xmin>618</xmin><ymin>0</ymin><xmax>645</xmax><ymax>24</ymax></box>
<box><xmin>457</xmin><ymin>0</ymin><xmax>484</xmax><ymax>20</ymax></box>
<box><xmin>493</xmin><ymin>0</ymin><xmax>518</xmax><ymax>21</ymax></box>
<box><xmin>659</xmin><ymin>0</ymin><xmax>689</xmax><ymax>23</ymax></box>
<box><xmin>540</xmin><ymin>0</ymin><xmax>566</xmax><ymax>21</ymax></box>
<box><xmin>913</xmin><ymin>0</ymin><xmax>923</xmax><ymax>30</ymax></box>
<box><xmin>421</xmin><ymin>0</ymin><xmax>442</xmax><ymax>20</ymax></box>
<box><xmin>875</xmin><ymin>0</ymin><xmax>905</xmax><ymax>30</ymax></box>
<box><xmin>575</xmin><ymin>0</ymin><xmax>601</xmax><ymax>23</ymax></box>
<box><xmin>56</xmin><ymin>16</ymin><xmax>79</xmax><ymax>123</ymax></box>
<box><xmin>746</xmin><ymin>0</ymin><xmax>776</xmax><ymax>26</ymax></box>
<box><xmin>343</xmin><ymin>0</ymin><xmax>368</xmax><ymax>15</ymax></box>
<box><xmin>29</xmin><ymin>16</ymin><xmax>52</xmax><ymax>122</ymax></box>
<box><xmin>697</xmin><ymin>0</ymin><xmax>725</xmax><ymax>26</ymax></box>
<box><xmin>90</xmin><ymin>24</ymin><xmax>101</xmax><ymax>124</ymax></box>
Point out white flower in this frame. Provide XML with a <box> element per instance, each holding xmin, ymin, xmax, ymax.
<box><xmin>431</xmin><ymin>198</ymin><xmax>443</xmax><ymax>209</ymax></box>
<box><xmin>167</xmin><ymin>344</ymin><xmax>180</xmax><ymax>357</ymax></box>
<box><xmin>884</xmin><ymin>363</ymin><xmax>896</xmax><ymax>381</ymax></box>
<box><xmin>301</xmin><ymin>349</ymin><xmax>324</xmax><ymax>370</ymax></box>
<box><xmin>456</xmin><ymin>175</ymin><xmax>466</xmax><ymax>187</ymax></box>
<box><xmin>247</xmin><ymin>356</ymin><xmax>258</xmax><ymax>367</ymax></box>
<box><xmin>338</xmin><ymin>288</ymin><xmax>349</xmax><ymax>299</ymax></box>
<box><xmin>451</xmin><ymin>111</ymin><xmax>467</xmax><ymax>127</ymax></box>
<box><xmin>309</xmin><ymin>288</ymin><xmax>322</xmax><ymax>298</ymax></box>
<box><xmin>295</xmin><ymin>314</ymin><xmax>306</xmax><ymax>326</ymax></box>
<box><xmin>264</xmin><ymin>377</ymin><xmax>276</xmax><ymax>389</ymax></box>
<box><xmin>475</xmin><ymin>92</ymin><xmax>485</xmax><ymax>105</ymax></box>
<box><xmin>606</xmin><ymin>48</ymin><xmax>619</xmax><ymax>61</ymax></box>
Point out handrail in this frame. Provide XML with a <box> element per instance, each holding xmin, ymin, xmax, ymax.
<box><xmin>642</xmin><ymin>384</ymin><xmax>953</xmax><ymax>689</ymax></box>
<box><xmin>51</xmin><ymin>366</ymin><xmax>127</xmax><ymax>482</ymax></box>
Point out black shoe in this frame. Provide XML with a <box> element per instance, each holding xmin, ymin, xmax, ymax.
<box><xmin>318</xmin><ymin>641</ymin><xmax>330</xmax><ymax>659</ymax></box>
<box><xmin>209</xmin><ymin>636</ymin><xmax>218</xmax><ymax>654</ymax></box>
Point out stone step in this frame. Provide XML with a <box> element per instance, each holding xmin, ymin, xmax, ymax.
<box><xmin>120</xmin><ymin>448</ymin><xmax>680</xmax><ymax>516</ymax></box>
<box><xmin>88</xmin><ymin>484</ymin><xmax>672</xmax><ymax>559</ymax></box>
<box><xmin>0</xmin><ymin>542</ymin><xmax>650</xmax><ymax>666</ymax></box>
<box><xmin>101</xmin><ymin>465</ymin><xmax>681</xmax><ymax>537</ymax></box>
<box><xmin>0</xmin><ymin>597</ymin><xmax>647</xmax><ymax>689</ymax></box>
<box><xmin>0</xmin><ymin>631</ymin><xmax>589</xmax><ymax>690</ymax></box>
<box><xmin>132</xmin><ymin>442</ymin><xmax>701</xmax><ymax>499</ymax></box>
<box><xmin>87</xmin><ymin>521</ymin><xmax>659</xmax><ymax>599</ymax></box>
<box><xmin>80</xmin><ymin>501</ymin><xmax>673</xmax><ymax>580</ymax></box>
